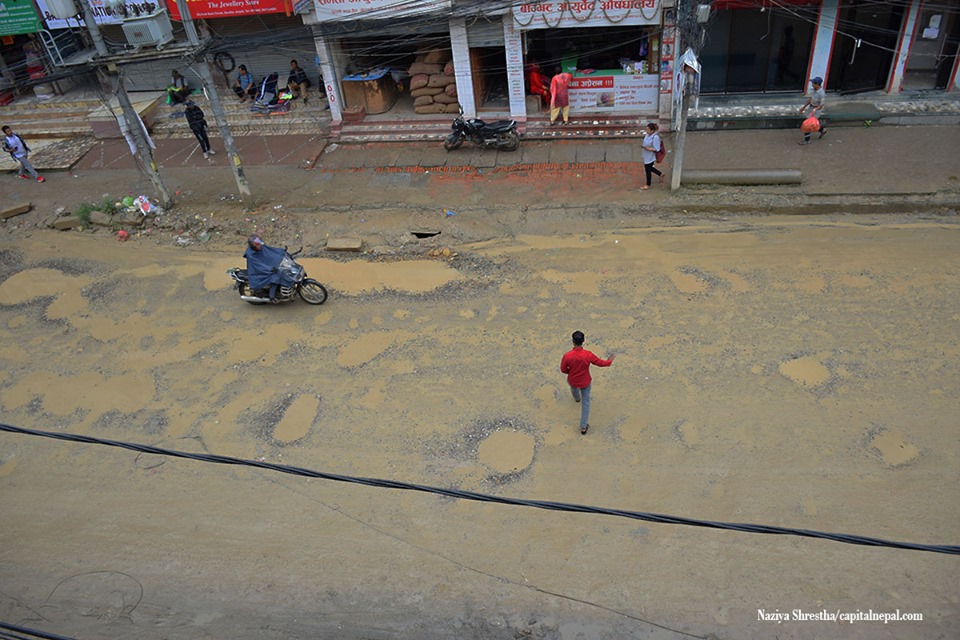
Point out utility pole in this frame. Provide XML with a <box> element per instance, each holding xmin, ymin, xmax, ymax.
<box><xmin>77</xmin><ymin>0</ymin><xmax>107</xmax><ymax>57</ymax></box>
<box><xmin>104</xmin><ymin>69</ymin><xmax>173</xmax><ymax>207</ymax></box>
<box><xmin>80</xmin><ymin>0</ymin><xmax>171</xmax><ymax>206</ymax></box>
<box><xmin>670</xmin><ymin>0</ymin><xmax>708</xmax><ymax>192</ymax></box>
<box><xmin>670</xmin><ymin>69</ymin><xmax>692</xmax><ymax>193</ymax></box>
<box><xmin>178</xmin><ymin>3</ymin><xmax>253</xmax><ymax>201</ymax></box>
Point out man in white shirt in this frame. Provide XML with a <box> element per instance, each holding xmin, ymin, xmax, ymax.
<box><xmin>2</xmin><ymin>125</ymin><xmax>44</xmax><ymax>182</ymax></box>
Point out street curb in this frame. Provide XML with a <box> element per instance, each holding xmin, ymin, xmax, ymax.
<box><xmin>657</xmin><ymin>199</ymin><xmax>960</xmax><ymax>216</ymax></box>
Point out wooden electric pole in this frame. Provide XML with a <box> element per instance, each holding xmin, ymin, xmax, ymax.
<box><xmin>100</xmin><ymin>69</ymin><xmax>173</xmax><ymax>208</ymax></box>
<box><xmin>178</xmin><ymin>3</ymin><xmax>253</xmax><ymax>202</ymax></box>
<box><xmin>192</xmin><ymin>58</ymin><xmax>253</xmax><ymax>201</ymax></box>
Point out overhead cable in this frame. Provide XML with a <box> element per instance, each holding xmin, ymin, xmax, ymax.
<box><xmin>1</xmin><ymin>423</ymin><xmax>958</xmax><ymax>556</ymax></box>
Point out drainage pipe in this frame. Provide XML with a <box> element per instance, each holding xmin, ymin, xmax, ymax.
<box><xmin>681</xmin><ymin>169</ymin><xmax>802</xmax><ymax>185</ymax></box>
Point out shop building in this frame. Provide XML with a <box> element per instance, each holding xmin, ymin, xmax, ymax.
<box><xmin>305</xmin><ymin>0</ymin><xmax>671</xmax><ymax>127</ymax></box>
<box><xmin>0</xmin><ymin>0</ymin><xmax>53</xmax><ymax>103</ymax></box>
<box><xmin>701</xmin><ymin>0</ymin><xmax>960</xmax><ymax>96</ymax></box>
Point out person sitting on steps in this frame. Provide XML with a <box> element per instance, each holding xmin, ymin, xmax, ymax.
<box><xmin>167</xmin><ymin>70</ymin><xmax>190</xmax><ymax>105</ymax></box>
<box><xmin>286</xmin><ymin>59</ymin><xmax>310</xmax><ymax>102</ymax></box>
<box><xmin>233</xmin><ymin>65</ymin><xmax>256</xmax><ymax>102</ymax></box>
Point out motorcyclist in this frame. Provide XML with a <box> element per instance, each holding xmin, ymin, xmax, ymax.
<box><xmin>243</xmin><ymin>235</ymin><xmax>292</xmax><ymax>303</ymax></box>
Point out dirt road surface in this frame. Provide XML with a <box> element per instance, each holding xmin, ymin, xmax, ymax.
<box><xmin>1</xmin><ymin>211</ymin><xmax>958</xmax><ymax>640</ymax></box>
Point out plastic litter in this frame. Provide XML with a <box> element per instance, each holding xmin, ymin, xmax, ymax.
<box><xmin>116</xmin><ymin>230</ymin><xmax>129</xmax><ymax>242</ymax></box>
<box><xmin>445</xmin><ymin>210</ymin><xmax>456</xmax><ymax>217</ymax></box>
<box><xmin>135</xmin><ymin>195</ymin><xmax>157</xmax><ymax>215</ymax></box>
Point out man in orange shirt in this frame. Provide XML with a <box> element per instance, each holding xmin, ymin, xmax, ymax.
<box><xmin>560</xmin><ymin>330</ymin><xmax>615</xmax><ymax>434</ymax></box>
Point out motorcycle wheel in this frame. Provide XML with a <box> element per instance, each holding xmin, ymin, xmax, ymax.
<box><xmin>443</xmin><ymin>134</ymin><xmax>464</xmax><ymax>151</ymax></box>
<box><xmin>238</xmin><ymin>282</ymin><xmax>266</xmax><ymax>305</ymax></box>
<box><xmin>298</xmin><ymin>279</ymin><xmax>328</xmax><ymax>305</ymax></box>
<box><xmin>499</xmin><ymin>131</ymin><xmax>520</xmax><ymax>152</ymax></box>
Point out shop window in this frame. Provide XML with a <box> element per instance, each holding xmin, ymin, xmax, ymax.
<box><xmin>701</xmin><ymin>8</ymin><xmax>815</xmax><ymax>94</ymax></box>
<box><xmin>902</xmin><ymin>6</ymin><xmax>959</xmax><ymax>91</ymax></box>
<box><xmin>828</xmin><ymin>0</ymin><xmax>905</xmax><ymax>93</ymax></box>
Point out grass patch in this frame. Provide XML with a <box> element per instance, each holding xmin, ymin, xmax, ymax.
<box><xmin>73</xmin><ymin>201</ymin><xmax>97</xmax><ymax>224</ymax></box>
<box><xmin>72</xmin><ymin>197</ymin><xmax>120</xmax><ymax>224</ymax></box>
<box><xmin>100</xmin><ymin>197</ymin><xmax>119</xmax><ymax>215</ymax></box>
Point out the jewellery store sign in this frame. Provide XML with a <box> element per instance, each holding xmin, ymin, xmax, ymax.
<box><xmin>512</xmin><ymin>1</ymin><xmax>661</xmax><ymax>29</ymax></box>
<box><xmin>167</xmin><ymin>0</ymin><xmax>291</xmax><ymax>20</ymax></box>
<box><xmin>312</xmin><ymin>0</ymin><xmax>451</xmax><ymax>21</ymax></box>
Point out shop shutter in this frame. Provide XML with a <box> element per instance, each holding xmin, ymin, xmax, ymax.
<box><xmin>467</xmin><ymin>18</ymin><xmax>504</xmax><ymax>48</ymax></box>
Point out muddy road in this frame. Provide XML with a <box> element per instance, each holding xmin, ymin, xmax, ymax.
<box><xmin>1</xmin><ymin>215</ymin><xmax>958</xmax><ymax>640</ymax></box>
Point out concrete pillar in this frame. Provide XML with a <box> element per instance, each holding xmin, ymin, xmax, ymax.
<box><xmin>313</xmin><ymin>32</ymin><xmax>343</xmax><ymax>124</ymax></box>
<box><xmin>887</xmin><ymin>0</ymin><xmax>923</xmax><ymax>93</ymax></box>
<box><xmin>503</xmin><ymin>16</ymin><xmax>527</xmax><ymax>121</ymax></box>
<box><xmin>950</xmin><ymin>58</ymin><xmax>960</xmax><ymax>93</ymax></box>
<box><xmin>807</xmin><ymin>0</ymin><xmax>838</xmax><ymax>90</ymax></box>
<box><xmin>449</xmin><ymin>18</ymin><xmax>476</xmax><ymax>118</ymax></box>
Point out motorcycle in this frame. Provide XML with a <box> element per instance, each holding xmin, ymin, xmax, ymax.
<box><xmin>227</xmin><ymin>247</ymin><xmax>328</xmax><ymax>305</ymax></box>
<box><xmin>443</xmin><ymin>107</ymin><xmax>520</xmax><ymax>152</ymax></box>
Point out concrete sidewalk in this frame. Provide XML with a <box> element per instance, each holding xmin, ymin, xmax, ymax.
<box><xmin>2</xmin><ymin>124</ymin><xmax>958</xmax><ymax>215</ymax></box>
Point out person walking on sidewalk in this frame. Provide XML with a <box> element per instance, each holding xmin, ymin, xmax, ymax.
<box><xmin>640</xmin><ymin>122</ymin><xmax>664</xmax><ymax>190</ymax></box>
<box><xmin>560</xmin><ymin>330</ymin><xmax>615</xmax><ymax>435</ymax></box>
<box><xmin>185</xmin><ymin>101</ymin><xmax>216</xmax><ymax>159</ymax></box>
<box><xmin>2</xmin><ymin>125</ymin><xmax>44</xmax><ymax>182</ymax></box>
<box><xmin>549</xmin><ymin>66</ymin><xmax>573</xmax><ymax>125</ymax></box>
<box><xmin>798</xmin><ymin>76</ymin><xmax>827</xmax><ymax>145</ymax></box>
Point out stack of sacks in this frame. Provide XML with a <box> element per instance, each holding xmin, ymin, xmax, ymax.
<box><xmin>408</xmin><ymin>49</ymin><xmax>460</xmax><ymax>114</ymax></box>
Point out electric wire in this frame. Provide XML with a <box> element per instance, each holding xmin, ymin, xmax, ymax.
<box><xmin>0</xmin><ymin>622</ymin><xmax>75</xmax><ymax>640</ymax></box>
<box><xmin>1</xmin><ymin>422</ymin><xmax>958</xmax><ymax>556</ymax></box>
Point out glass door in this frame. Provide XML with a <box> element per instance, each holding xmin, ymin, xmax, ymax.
<box><xmin>828</xmin><ymin>0</ymin><xmax>906</xmax><ymax>93</ymax></box>
<box><xmin>701</xmin><ymin>7</ymin><xmax>815</xmax><ymax>94</ymax></box>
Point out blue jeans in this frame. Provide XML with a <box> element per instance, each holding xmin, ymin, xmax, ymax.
<box><xmin>16</xmin><ymin>155</ymin><xmax>38</xmax><ymax>178</ymax></box>
<box><xmin>570</xmin><ymin>384</ymin><xmax>591</xmax><ymax>428</ymax></box>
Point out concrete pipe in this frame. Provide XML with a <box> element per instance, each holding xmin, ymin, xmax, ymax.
<box><xmin>681</xmin><ymin>169</ymin><xmax>802</xmax><ymax>185</ymax></box>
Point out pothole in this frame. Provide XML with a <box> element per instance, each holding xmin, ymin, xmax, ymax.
<box><xmin>478</xmin><ymin>430</ymin><xmax>535</xmax><ymax>475</ymax></box>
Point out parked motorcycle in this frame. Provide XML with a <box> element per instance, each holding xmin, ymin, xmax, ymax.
<box><xmin>227</xmin><ymin>248</ymin><xmax>328</xmax><ymax>305</ymax></box>
<box><xmin>443</xmin><ymin>107</ymin><xmax>520</xmax><ymax>152</ymax></box>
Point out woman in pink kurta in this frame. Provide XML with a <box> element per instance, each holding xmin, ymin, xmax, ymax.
<box><xmin>549</xmin><ymin>67</ymin><xmax>573</xmax><ymax>125</ymax></box>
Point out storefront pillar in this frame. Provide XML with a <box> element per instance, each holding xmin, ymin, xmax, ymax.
<box><xmin>503</xmin><ymin>17</ymin><xmax>527</xmax><ymax>121</ymax></box>
<box><xmin>950</xmin><ymin>60</ymin><xmax>960</xmax><ymax>93</ymax></box>
<box><xmin>807</xmin><ymin>0</ymin><xmax>838</xmax><ymax>90</ymax></box>
<box><xmin>313</xmin><ymin>32</ymin><xmax>343</xmax><ymax>124</ymax></box>
<box><xmin>448</xmin><ymin>18</ymin><xmax>476</xmax><ymax>119</ymax></box>
<box><xmin>887</xmin><ymin>0</ymin><xmax>923</xmax><ymax>93</ymax></box>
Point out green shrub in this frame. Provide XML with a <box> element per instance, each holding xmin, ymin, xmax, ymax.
<box><xmin>100</xmin><ymin>198</ymin><xmax>119</xmax><ymax>215</ymax></box>
<box><xmin>73</xmin><ymin>201</ymin><xmax>97</xmax><ymax>224</ymax></box>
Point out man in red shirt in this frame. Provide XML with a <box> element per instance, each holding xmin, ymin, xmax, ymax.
<box><xmin>560</xmin><ymin>331</ymin><xmax>615</xmax><ymax>435</ymax></box>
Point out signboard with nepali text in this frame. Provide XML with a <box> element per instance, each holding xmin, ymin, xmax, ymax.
<box><xmin>0</xmin><ymin>0</ymin><xmax>42</xmax><ymax>35</ymax></box>
<box><xmin>569</xmin><ymin>73</ymin><xmax>658</xmax><ymax>112</ymax></box>
<box><xmin>512</xmin><ymin>1</ymin><xmax>660</xmax><ymax>30</ymax></box>
<box><xmin>166</xmin><ymin>0</ymin><xmax>291</xmax><ymax>20</ymax></box>
<box><xmin>311</xmin><ymin>0</ymin><xmax>450</xmax><ymax>21</ymax></box>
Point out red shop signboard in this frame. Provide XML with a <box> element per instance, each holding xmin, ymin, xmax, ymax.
<box><xmin>166</xmin><ymin>0</ymin><xmax>292</xmax><ymax>20</ymax></box>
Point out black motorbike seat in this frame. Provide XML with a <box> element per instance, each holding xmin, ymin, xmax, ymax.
<box><xmin>471</xmin><ymin>119</ymin><xmax>516</xmax><ymax>134</ymax></box>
